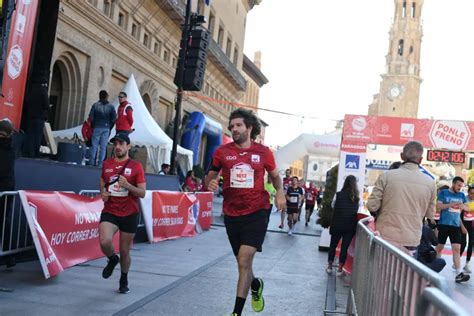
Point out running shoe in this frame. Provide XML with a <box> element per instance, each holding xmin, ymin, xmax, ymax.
<box><xmin>326</xmin><ymin>266</ymin><xmax>332</xmax><ymax>274</ymax></box>
<box><xmin>251</xmin><ymin>278</ymin><xmax>265</xmax><ymax>312</ymax></box>
<box><xmin>455</xmin><ymin>272</ymin><xmax>470</xmax><ymax>283</ymax></box>
<box><xmin>288</xmin><ymin>230</ymin><xmax>293</xmax><ymax>236</ymax></box>
<box><xmin>118</xmin><ymin>284</ymin><xmax>130</xmax><ymax>294</ymax></box>
<box><xmin>102</xmin><ymin>254</ymin><xmax>119</xmax><ymax>279</ymax></box>
<box><xmin>118</xmin><ymin>275</ymin><xmax>130</xmax><ymax>294</ymax></box>
<box><xmin>463</xmin><ymin>263</ymin><xmax>471</xmax><ymax>274</ymax></box>
<box><xmin>278</xmin><ymin>224</ymin><xmax>283</xmax><ymax>229</ymax></box>
<box><xmin>336</xmin><ymin>269</ymin><xmax>345</xmax><ymax>277</ymax></box>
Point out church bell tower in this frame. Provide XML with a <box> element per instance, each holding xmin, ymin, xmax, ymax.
<box><xmin>368</xmin><ymin>0</ymin><xmax>423</xmax><ymax>118</ymax></box>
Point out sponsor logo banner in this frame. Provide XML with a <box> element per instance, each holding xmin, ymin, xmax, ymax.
<box><xmin>18</xmin><ymin>191</ymin><xmax>118</xmax><ymax>279</ymax></box>
<box><xmin>343</xmin><ymin>114</ymin><xmax>474</xmax><ymax>151</ymax></box>
<box><xmin>0</xmin><ymin>1</ymin><xmax>40</xmax><ymax>127</ymax></box>
<box><xmin>140</xmin><ymin>191</ymin><xmax>197</xmax><ymax>243</ymax></box>
<box><xmin>191</xmin><ymin>192</ymin><xmax>214</xmax><ymax>230</ymax></box>
<box><xmin>337</xmin><ymin>151</ymin><xmax>366</xmax><ymax>197</ymax></box>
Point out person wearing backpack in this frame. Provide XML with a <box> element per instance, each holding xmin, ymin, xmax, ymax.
<box><xmin>88</xmin><ymin>90</ymin><xmax>116</xmax><ymax>167</ymax></box>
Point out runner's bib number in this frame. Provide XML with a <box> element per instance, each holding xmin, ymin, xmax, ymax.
<box><xmin>290</xmin><ymin>196</ymin><xmax>298</xmax><ymax>203</ymax></box>
<box><xmin>108</xmin><ymin>175</ymin><xmax>129</xmax><ymax>197</ymax></box>
<box><xmin>230</xmin><ymin>165</ymin><xmax>254</xmax><ymax>188</ymax></box>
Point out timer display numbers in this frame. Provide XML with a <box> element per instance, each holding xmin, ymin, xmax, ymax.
<box><xmin>426</xmin><ymin>150</ymin><xmax>465</xmax><ymax>164</ymax></box>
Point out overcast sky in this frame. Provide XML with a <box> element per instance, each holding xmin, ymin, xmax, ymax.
<box><xmin>243</xmin><ymin>0</ymin><xmax>474</xmax><ymax>147</ymax></box>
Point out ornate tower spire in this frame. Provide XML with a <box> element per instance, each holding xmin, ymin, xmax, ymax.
<box><xmin>368</xmin><ymin>0</ymin><xmax>423</xmax><ymax>118</ymax></box>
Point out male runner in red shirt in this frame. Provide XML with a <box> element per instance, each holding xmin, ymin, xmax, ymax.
<box><xmin>304</xmin><ymin>182</ymin><xmax>319</xmax><ymax>226</ymax></box>
<box><xmin>205</xmin><ymin>108</ymin><xmax>286</xmax><ymax>316</ymax></box>
<box><xmin>99</xmin><ymin>132</ymin><xmax>146</xmax><ymax>294</ymax></box>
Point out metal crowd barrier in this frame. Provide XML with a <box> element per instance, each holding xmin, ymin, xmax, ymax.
<box><xmin>78</xmin><ymin>190</ymin><xmax>144</xmax><ymax>227</ymax></box>
<box><xmin>347</xmin><ymin>217</ymin><xmax>469</xmax><ymax>316</ymax></box>
<box><xmin>0</xmin><ymin>191</ymin><xmax>34</xmax><ymax>257</ymax></box>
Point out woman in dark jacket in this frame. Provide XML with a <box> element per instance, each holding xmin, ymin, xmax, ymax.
<box><xmin>326</xmin><ymin>175</ymin><xmax>360</xmax><ymax>276</ymax></box>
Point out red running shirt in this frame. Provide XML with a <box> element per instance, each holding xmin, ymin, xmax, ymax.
<box><xmin>210</xmin><ymin>142</ymin><xmax>276</xmax><ymax>217</ymax></box>
<box><xmin>101</xmin><ymin>158</ymin><xmax>145</xmax><ymax>217</ymax></box>
<box><xmin>305</xmin><ymin>187</ymin><xmax>319</xmax><ymax>205</ymax></box>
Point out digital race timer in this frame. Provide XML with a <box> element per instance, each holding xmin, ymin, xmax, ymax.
<box><xmin>426</xmin><ymin>150</ymin><xmax>465</xmax><ymax>164</ymax></box>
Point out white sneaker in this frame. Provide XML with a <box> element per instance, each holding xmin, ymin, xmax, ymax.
<box><xmin>463</xmin><ymin>263</ymin><xmax>471</xmax><ymax>274</ymax></box>
<box><xmin>326</xmin><ymin>267</ymin><xmax>332</xmax><ymax>274</ymax></box>
<box><xmin>288</xmin><ymin>230</ymin><xmax>293</xmax><ymax>236</ymax></box>
<box><xmin>336</xmin><ymin>269</ymin><xmax>345</xmax><ymax>277</ymax></box>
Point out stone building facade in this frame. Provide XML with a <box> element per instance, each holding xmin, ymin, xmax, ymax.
<box><xmin>368</xmin><ymin>0</ymin><xmax>423</xmax><ymax>118</ymax></box>
<box><xmin>49</xmin><ymin>0</ymin><xmax>263</xmax><ymax>135</ymax></box>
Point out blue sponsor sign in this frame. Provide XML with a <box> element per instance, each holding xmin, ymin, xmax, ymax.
<box><xmin>345</xmin><ymin>154</ymin><xmax>360</xmax><ymax>170</ymax></box>
<box><xmin>365</xmin><ymin>159</ymin><xmax>392</xmax><ymax>170</ymax></box>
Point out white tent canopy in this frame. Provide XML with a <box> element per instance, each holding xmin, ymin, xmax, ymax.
<box><xmin>275</xmin><ymin>133</ymin><xmax>341</xmax><ymax>172</ymax></box>
<box><xmin>53</xmin><ymin>74</ymin><xmax>193</xmax><ymax>173</ymax></box>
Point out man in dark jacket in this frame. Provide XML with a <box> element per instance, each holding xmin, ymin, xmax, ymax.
<box><xmin>416</xmin><ymin>223</ymin><xmax>446</xmax><ymax>273</ymax></box>
<box><xmin>88</xmin><ymin>90</ymin><xmax>116</xmax><ymax>167</ymax></box>
<box><xmin>23</xmin><ymin>81</ymin><xmax>49</xmax><ymax>158</ymax></box>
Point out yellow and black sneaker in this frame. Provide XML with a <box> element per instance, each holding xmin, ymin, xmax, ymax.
<box><xmin>251</xmin><ymin>278</ymin><xmax>265</xmax><ymax>312</ymax></box>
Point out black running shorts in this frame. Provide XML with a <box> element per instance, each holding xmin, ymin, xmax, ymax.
<box><xmin>224</xmin><ymin>209</ymin><xmax>268</xmax><ymax>256</ymax></box>
<box><xmin>286</xmin><ymin>207</ymin><xmax>299</xmax><ymax>214</ymax></box>
<box><xmin>437</xmin><ymin>224</ymin><xmax>462</xmax><ymax>245</ymax></box>
<box><xmin>305</xmin><ymin>203</ymin><xmax>315</xmax><ymax>211</ymax></box>
<box><xmin>100</xmin><ymin>212</ymin><xmax>139</xmax><ymax>234</ymax></box>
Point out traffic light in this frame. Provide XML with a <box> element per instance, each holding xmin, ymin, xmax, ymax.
<box><xmin>174</xmin><ymin>27</ymin><xmax>210</xmax><ymax>91</ymax></box>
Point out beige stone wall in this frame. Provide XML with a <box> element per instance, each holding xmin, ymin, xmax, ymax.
<box><xmin>50</xmin><ymin>0</ymin><xmax>257</xmax><ymax>131</ymax></box>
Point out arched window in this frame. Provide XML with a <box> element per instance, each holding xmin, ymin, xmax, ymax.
<box><xmin>398</xmin><ymin>39</ymin><xmax>404</xmax><ymax>56</ymax></box>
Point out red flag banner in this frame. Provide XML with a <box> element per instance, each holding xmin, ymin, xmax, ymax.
<box><xmin>0</xmin><ymin>1</ymin><xmax>40</xmax><ymax>128</ymax></box>
<box><xmin>19</xmin><ymin>191</ymin><xmax>118</xmax><ymax>279</ymax></box>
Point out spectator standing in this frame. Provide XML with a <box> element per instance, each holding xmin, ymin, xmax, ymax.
<box><xmin>116</xmin><ymin>92</ymin><xmax>134</xmax><ymax>135</ymax></box>
<box><xmin>23</xmin><ymin>81</ymin><xmax>49</xmax><ymax>158</ymax></box>
<box><xmin>326</xmin><ymin>175</ymin><xmax>359</xmax><ymax>276</ymax></box>
<box><xmin>367</xmin><ymin>141</ymin><xmax>436</xmax><ymax>253</ymax></box>
<box><xmin>158</xmin><ymin>163</ymin><xmax>170</xmax><ymax>175</ymax></box>
<box><xmin>88</xmin><ymin>90</ymin><xmax>116</xmax><ymax>167</ymax></box>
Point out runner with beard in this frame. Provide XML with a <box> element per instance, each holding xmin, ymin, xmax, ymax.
<box><xmin>204</xmin><ymin>108</ymin><xmax>286</xmax><ymax>316</ymax></box>
<box><xmin>435</xmin><ymin>176</ymin><xmax>470</xmax><ymax>283</ymax></box>
<box><xmin>99</xmin><ymin>132</ymin><xmax>146</xmax><ymax>293</ymax></box>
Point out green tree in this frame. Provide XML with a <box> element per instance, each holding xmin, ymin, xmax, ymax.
<box><xmin>317</xmin><ymin>164</ymin><xmax>338</xmax><ymax>228</ymax></box>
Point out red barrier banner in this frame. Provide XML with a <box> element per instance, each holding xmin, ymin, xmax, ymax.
<box><xmin>193</xmin><ymin>192</ymin><xmax>214</xmax><ymax>230</ymax></box>
<box><xmin>0</xmin><ymin>1</ymin><xmax>40</xmax><ymax>128</ymax></box>
<box><xmin>149</xmin><ymin>191</ymin><xmax>196</xmax><ymax>242</ymax></box>
<box><xmin>19</xmin><ymin>191</ymin><xmax>118</xmax><ymax>279</ymax></box>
